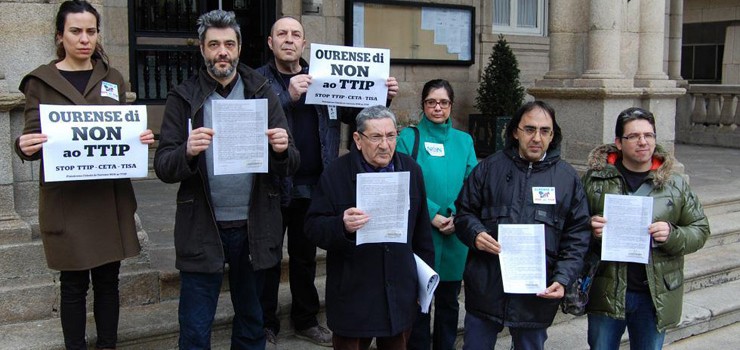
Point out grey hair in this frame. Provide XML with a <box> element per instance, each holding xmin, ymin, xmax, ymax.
<box><xmin>197</xmin><ymin>10</ymin><xmax>241</xmax><ymax>45</ymax></box>
<box><xmin>356</xmin><ymin>105</ymin><xmax>397</xmax><ymax>133</ymax></box>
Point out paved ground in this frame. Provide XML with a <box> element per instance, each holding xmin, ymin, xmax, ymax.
<box><xmin>131</xmin><ymin>143</ymin><xmax>740</xmax><ymax>349</ymax></box>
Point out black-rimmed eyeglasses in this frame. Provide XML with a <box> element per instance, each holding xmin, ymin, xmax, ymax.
<box><xmin>358</xmin><ymin>131</ymin><xmax>398</xmax><ymax>144</ymax></box>
<box><xmin>423</xmin><ymin>99</ymin><xmax>452</xmax><ymax>109</ymax></box>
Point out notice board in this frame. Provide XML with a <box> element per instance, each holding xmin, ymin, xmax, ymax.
<box><xmin>346</xmin><ymin>0</ymin><xmax>475</xmax><ymax>65</ymax></box>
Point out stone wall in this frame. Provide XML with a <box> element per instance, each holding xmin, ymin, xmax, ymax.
<box><xmin>279</xmin><ymin>0</ymin><xmax>550</xmax><ymax>131</ymax></box>
<box><xmin>684</xmin><ymin>0</ymin><xmax>740</xmax><ymax>24</ymax></box>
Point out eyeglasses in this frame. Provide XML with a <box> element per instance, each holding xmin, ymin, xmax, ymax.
<box><xmin>359</xmin><ymin>131</ymin><xmax>398</xmax><ymax>144</ymax></box>
<box><xmin>621</xmin><ymin>133</ymin><xmax>656</xmax><ymax>143</ymax></box>
<box><xmin>423</xmin><ymin>99</ymin><xmax>452</xmax><ymax>109</ymax></box>
<box><xmin>517</xmin><ymin>126</ymin><xmax>553</xmax><ymax>137</ymax></box>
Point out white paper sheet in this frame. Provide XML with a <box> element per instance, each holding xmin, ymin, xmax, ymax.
<box><xmin>602</xmin><ymin>194</ymin><xmax>654</xmax><ymax>264</ymax></box>
<box><xmin>498</xmin><ymin>224</ymin><xmax>547</xmax><ymax>294</ymax></box>
<box><xmin>355</xmin><ymin>172</ymin><xmax>410</xmax><ymax>245</ymax></box>
<box><xmin>39</xmin><ymin>104</ymin><xmax>148</xmax><ymax>182</ymax></box>
<box><xmin>414</xmin><ymin>254</ymin><xmax>439</xmax><ymax>314</ymax></box>
<box><xmin>211</xmin><ymin>99</ymin><xmax>268</xmax><ymax>175</ymax></box>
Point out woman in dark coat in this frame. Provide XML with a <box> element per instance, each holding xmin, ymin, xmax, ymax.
<box><xmin>14</xmin><ymin>1</ymin><xmax>153</xmax><ymax>348</ymax></box>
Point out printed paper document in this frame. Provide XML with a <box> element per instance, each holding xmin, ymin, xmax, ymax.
<box><xmin>356</xmin><ymin>172</ymin><xmax>410</xmax><ymax>245</ymax></box>
<box><xmin>211</xmin><ymin>99</ymin><xmax>268</xmax><ymax>175</ymax></box>
<box><xmin>498</xmin><ymin>224</ymin><xmax>546</xmax><ymax>294</ymax></box>
<box><xmin>602</xmin><ymin>194</ymin><xmax>653</xmax><ymax>264</ymax></box>
<box><xmin>414</xmin><ymin>254</ymin><xmax>439</xmax><ymax>314</ymax></box>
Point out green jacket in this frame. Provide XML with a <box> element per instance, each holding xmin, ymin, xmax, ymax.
<box><xmin>582</xmin><ymin>144</ymin><xmax>710</xmax><ymax>332</ymax></box>
<box><xmin>396</xmin><ymin>115</ymin><xmax>477</xmax><ymax>280</ymax></box>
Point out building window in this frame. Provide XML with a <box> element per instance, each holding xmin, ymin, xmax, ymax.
<box><xmin>492</xmin><ymin>0</ymin><xmax>545</xmax><ymax>36</ymax></box>
<box><xmin>681</xmin><ymin>21</ymin><xmax>730</xmax><ymax>84</ymax></box>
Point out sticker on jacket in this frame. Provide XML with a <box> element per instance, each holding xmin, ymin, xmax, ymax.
<box><xmin>532</xmin><ymin>187</ymin><xmax>556</xmax><ymax>204</ymax></box>
<box><xmin>424</xmin><ymin>142</ymin><xmax>445</xmax><ymax>157</ymax></box>
<box><xmin>328</xmin><ymin>105</ymin><xmax>337</xmax><ymax>120</ymax></box>
<box><xmin>100</xmin><ymin>81</ymin><xmax>119</xmax><ymax>101</ymax></box>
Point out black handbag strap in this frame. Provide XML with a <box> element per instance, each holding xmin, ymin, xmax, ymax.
<box><xmin>411</xmin><ymin>126</ymin><xmax>420</xmax><ymax>160</ymax></box>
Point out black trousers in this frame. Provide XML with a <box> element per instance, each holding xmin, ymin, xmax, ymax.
<box><xmin>59</xmin><ymin>261</ymin><xmax>121</xmax><ymax>350</ymax></box>
<box><xmin>261</xmin><ymin>199</ymin><xmax>320</xmax><ymax>334</ymax></box>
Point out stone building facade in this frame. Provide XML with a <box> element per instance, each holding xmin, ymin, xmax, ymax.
<box><xmin>1</xmin><ymin>0</ymin><xmax>737</xmax><ymax>329</ymax></box>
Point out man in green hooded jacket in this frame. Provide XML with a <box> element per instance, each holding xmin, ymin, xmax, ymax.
<box><xmin>582</xmin><ymin>107</ymin><xmax>710</xmax><ymax>350</ymax></box>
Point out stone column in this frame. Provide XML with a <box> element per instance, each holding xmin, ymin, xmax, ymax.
<box><xmin>543</xmin><ymin>0</ymin><xmax>579</xmax><ymax>81</ymax></box>
<box><xmin>667</xmin><ymin>0</ymin><xmax>685</xmax><ymax>81</ymax></box>
<box><xmin>722</xmin><ymin>25</ymin><xmax>740</xmax><ymax>84</ymax></box>
<box><xmin>635</xmin><ymin>0</ymin><xmax>670</xmax><ymax>86</ymax></box>
<box><xmin>0</xmin><ymin>72</ymin><xmax>33</xmax><ymax>244</ymax></box>
<box><xmin>580</xmin><ymin>0</ymin><xmax>623</xmax><ymax>80</ymax></box>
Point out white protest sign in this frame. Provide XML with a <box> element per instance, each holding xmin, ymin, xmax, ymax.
<box><xmin>306</xmin><ymin>43</ymin><xmax>389</xmax><ymax>108</ymax></box>
<box><xmin>39</xmin><ymin>104</ymin><xmax>148</xmax><ymax>182</ymax></box>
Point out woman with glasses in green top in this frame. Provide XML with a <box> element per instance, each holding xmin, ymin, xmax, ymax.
<box><xmin>397</xmin><ymin>79</ymin><xmax>478</xmax><ymax>350</ymax></box>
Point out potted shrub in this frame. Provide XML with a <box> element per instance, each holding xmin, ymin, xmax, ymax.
<box><xmin>471</xmin><ymin>34</ymin><xmax>524</xmax><ymax>157</ymax></box>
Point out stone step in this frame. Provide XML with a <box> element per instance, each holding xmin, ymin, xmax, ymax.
<box><xmin>0</xmin><ymin>267</ymin><xmax>160</xmax><ymax>327</ymax></box>
<box><xmin>0</xmin><ymin>223</ymin><xmax>159</xmax><ymax>325</ymax></box>
<box><xmin>703</xmin><ymin>210</ymin><xmax>740</xmax><ymax>248</ymax></box>
<box><xmin>683</xmin><ymin>241</ymin><xmax>740</xmax><ymax>293</ymax></box>
<box><xmin>663</xmin><ymin>321</ymin><xmax>740</xmax><ymax>349</ymax></box>
<box><xmin>4</xmin><ymin>249</ymin><xmax>739</xmax><ymax>349</ymax></box>
<box><xmin>0</xmin><ymin>217</ymin><xmax>33</xmax><ymax>245</ymax></box>
<box><xmin>694</xmin><ymin>183</ymin><xmax>740</xmax><ymax>218</ymax></box>
<box><xmin>702</xmin><ymin>196</ymin><xmax>740</xmax><ymax>218</ymax></box>
<box><xmin>0</xmin><ymin>295</ymin><xmax>234</xmax><ymax>350</ymax></box>
<box><xmin>492</xmin><ymin>279</ymin><xmax>740</xmax><ymax>349</ymax></box>
<box><xmin>0</xmin><ymin>241</ymin><xmax>52</xmax><ymax>285</ymax></box>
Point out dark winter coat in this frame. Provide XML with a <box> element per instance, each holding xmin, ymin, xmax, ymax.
<box><xmin>455</xmin><ymin>147</ymin><xmax>591</xmax><ymax>328</ymax></box>
<box><xmin>15</xmin><ymin>60</ymin><xmax>141</xmax><ymax>271</ymax></box>
<box><xmin>154</xmin><ymin>64</ymin><xmax>299</xmax><ymax>273</ymax></box>
<box><xmin>304</xmin><ymin>145</ymin><xmax>434</xmax><ymax>337</ymax></box>
<box><xmin>582</xmin><ymin>144</ymin><xmax>710</xmax><ymax>332</ymax></box>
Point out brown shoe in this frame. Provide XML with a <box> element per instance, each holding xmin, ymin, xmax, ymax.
<box><xmin>295</xmin><ymin>325</ymin><xmax>332</xmax><ymax>347</ymax></box>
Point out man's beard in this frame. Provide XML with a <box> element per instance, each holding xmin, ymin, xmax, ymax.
<box><xmin>206</xmin><ymin>57</ymin><xmax>238</xmax><ymax>78</ymax></box>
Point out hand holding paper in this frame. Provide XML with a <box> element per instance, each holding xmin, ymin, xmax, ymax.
<box><xmin>343</xmin><ymin>207</ymin><xmax>369</xmax><ymax>233</ymax></box>
<box><xmin>474</xmin><ymin>231</ymin><xmax>501</xmax><ymax>254</ymax></box>
<box><xmin>187</xmin><ymin>127</ymin><xmax>214</xmax><ymax>158</ymax></box>
<box><xmin>18</xmin><ymin>133</ymin><xmax>47</xmax><ymax>157</ymax></box>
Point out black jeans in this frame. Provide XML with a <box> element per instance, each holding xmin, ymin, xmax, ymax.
<box><xmin>59</xmin><ymin>261</ymin><xmax>121</xmax><ymax>350</ymax></box>
<box><xmin>178</xmin><ymin>226</ymin><xmax>265</xmax><ymax>350</ymax></box>
<box><xmin>408</xmin><ymin>281</ymin><xmax>462</xmax><ymax>350</ymax></box>
<box><xmin>261</xmin><ymin>199</ymin><xmax>320</xmax><ymax>334</ymax></box>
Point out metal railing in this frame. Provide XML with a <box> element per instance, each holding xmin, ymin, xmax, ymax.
<box><xmin>134</xmin><ymin>48</ymin><xmax>201</xmax><ymax>102</ymax></box>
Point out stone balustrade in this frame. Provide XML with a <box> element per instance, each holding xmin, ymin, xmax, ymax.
<box><xmin>677</xmin><ymin>84</ymin><xmax>740</xmax><ymax>148</ymax></box>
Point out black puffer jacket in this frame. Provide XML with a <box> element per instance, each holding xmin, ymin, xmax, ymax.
<box><xmin>154</xmin><ymin>64</ymin><xmax>300</xmax><ymax>273</ymax></box>
<box><xmin>455</xmin><ymin>147</ymin><xmax>591</xmax><ymax>327</ymax></box>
